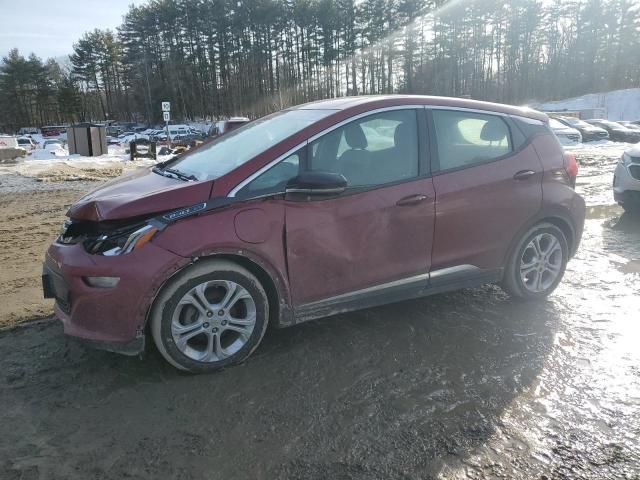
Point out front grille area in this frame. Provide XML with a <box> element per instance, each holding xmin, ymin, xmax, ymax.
<box><xmin>43</xmin><ymin>266</ymin><xmax>71</xmax><ymax>313</ymax></box>
<box><xmin>629</xmin><ymin>165</ymin><xmax>640</xmax><ymax>181</ymax></box>
<box><xmin>567</xmin><ymin>134</ymin><xmax>581</xmax><ymax>142</ymax></box>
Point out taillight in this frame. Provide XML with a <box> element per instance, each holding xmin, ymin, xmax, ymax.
<box><xmin>563</xmin><ymin>152</ymin><xmax>578</xmax><ymax>187</ymax></box>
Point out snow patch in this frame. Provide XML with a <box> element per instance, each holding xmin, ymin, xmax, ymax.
<box><xmin>0</xmin><ymin>144</ymin><xmax>160</xmax><ymax>182</ymax></box>
<box><xmin>535</xmin><ymin>88</ymin><xmax>640</xmax><ymax>121</ymax></box>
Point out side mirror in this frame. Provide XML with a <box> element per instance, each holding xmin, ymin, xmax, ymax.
<box><xmin>285</xmin><ymin>171</ymin><xmax>347</xmax><ymax>196</ymax></box>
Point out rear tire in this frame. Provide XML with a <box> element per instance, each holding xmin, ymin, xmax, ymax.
<box><xmin>502</xmin><ymin>223</ymin><xmax>568</xmax><ymax>300</ymax></box>
<box><xmin>150</xmin><ymin>260</ymin><xmax>269</xmax><ymax>373</ymax></box>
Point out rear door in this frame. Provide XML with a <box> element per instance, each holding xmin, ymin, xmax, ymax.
<box><xmin>428</xmin><ymin>108</ymin><xmax>543</xmax><ymax>280</ymax></box>
<box><xmin>284</xmin><ymin>107</ymin><xmax>435</xmax><ymax>306</ymax></box>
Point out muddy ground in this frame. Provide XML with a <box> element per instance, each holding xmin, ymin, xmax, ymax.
<box><xmin>0</xmin><ymin>178</ymin><xmax>87</xmax><ymax>326</ymax></box>
<box><xmin>1</xmin><ymin>146</ymin><xmax>639</xmax><ymax>479</ymax></box>
<box><xmin>0</xmin><ymin>159</ymin><xmax>133</xmax><ymax>327</ymax></box>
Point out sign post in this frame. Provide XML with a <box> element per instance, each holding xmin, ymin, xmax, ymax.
<box><xmin>162</xmin><ymin>102</ymin><xmax>171</xmax><ymax>144</ymax></box>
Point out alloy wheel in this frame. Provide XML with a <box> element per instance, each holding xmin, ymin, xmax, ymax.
<box><xmin>171</xmin><ymin>280</ymin><xmax>257</xmax><ymax>362</ymax></box>
<box><xmin>519</xmin><ymin>232</ymin><xmax>564</xmax><ymax>293</ymax></box>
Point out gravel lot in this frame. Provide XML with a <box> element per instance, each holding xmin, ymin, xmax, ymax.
<box><xmin>1</xmin><ymin>144</ymin><xmax>639</xmax><ymax>479</ymax></box>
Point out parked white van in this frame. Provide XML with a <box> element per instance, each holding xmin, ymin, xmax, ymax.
<box><xmin>167</xmin><ymin>124</ymin><xmax>190</xmax><ymax>139</ymax></box>
<box><xmin>0</xmin><ymin>135</ymin><xmax>18</xmax><ymax>148</ymax></box>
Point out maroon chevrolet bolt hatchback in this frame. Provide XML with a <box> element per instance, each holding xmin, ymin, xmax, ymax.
<box><xmin>43</xmin><ymin>95</ymin><xmax>585</xmax><ymax>372</ymax></box>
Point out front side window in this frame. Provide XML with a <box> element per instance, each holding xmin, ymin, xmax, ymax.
<box><xmin>170</xmin><ymin>109</ymin><xmax>333</xmax><ymax>181</ymax></box>
<box><xmin>432</xmin><ymin>110</ymin><xmax>512</xmax><ymax>171</ymax></box>
<box><xmin>309</xmin><ymin>109</ymin><xmax>419</xmax><ymax>187</ymax></box>
<box><xmin>236</xmin><ymin>152</ymin><xmax>300</xmax><ymax>198</ymax></box>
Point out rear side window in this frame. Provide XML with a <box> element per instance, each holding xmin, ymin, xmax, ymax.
<box><xmin>432</xmin><ymin>110</ymin><xmax>512</xmax><ymax>171</ymax></box>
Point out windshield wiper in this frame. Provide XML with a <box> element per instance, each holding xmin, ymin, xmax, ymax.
<box><xmin>152</xmin><ymin>166</ymin><xmax>197</xmax><ymax>182</ymax></box>
<box><xmin>164</xmin><ymin>168</ymin><xmax>198</xmax><ymax>181</ymax></box>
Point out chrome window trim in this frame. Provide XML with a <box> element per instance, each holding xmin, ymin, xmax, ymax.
<box><xmin>229</xmin><ymin>144</ymin><xmax>305</xmax><ymax>197</ymax></box>
<box><xmin>228</xmin><ymin>105</ymin><xmax>424</xmax><ymax>197</ymax></box>
<box><xmin>306</xmin><ymin>104</ymin><xmax>424</xmax><ymax>144</ymax></box>
<box><xmin>427</xmin><ymin>105</ymin><xmax>511</xmax><ymax>117</ymax></box>
<box><xmin>427</xmin><ymin>105</ymin><xmax>546</xmax><ymax>126</ymax></box>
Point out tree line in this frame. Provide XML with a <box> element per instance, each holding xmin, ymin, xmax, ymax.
<box><xmin>1</xmin><ymin>0</ymin><xmax>639</xmax><ymax>131</ymax></box>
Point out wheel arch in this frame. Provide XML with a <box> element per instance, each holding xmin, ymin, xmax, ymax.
<box><xmin>503</xmin><ymin>208</ymin><xmax>578</xmax><ymax>272</ymax></box>
<box><xmin>144</xmin><ymin>249</ymin><xmax>294</xmax><ymax>332</ymax></box>
<box><xmin>211</xmin><ymin>253</ymin><xmax>290</xmax><ymax>328</ymax></box>
<box><xmin>542</xmin><ymin>216</ymin><xmax>575</xmax><ymax>257</ymax></box>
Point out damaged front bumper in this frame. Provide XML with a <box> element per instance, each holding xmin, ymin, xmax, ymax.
<box><xmin>42</xmin><ymin>239</ymin><xmax>184</xmax><ymax>355</ymax></box>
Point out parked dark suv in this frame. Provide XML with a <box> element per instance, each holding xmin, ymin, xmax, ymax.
<box><xmin>43</xmin><ymin>96</ymin><xmax>585</xmax><ymax>372</ymax></box>
<box><xmin>585</xmin><ymin>119</ymin><xmax>640</xmax><ymax>143</ymax></box>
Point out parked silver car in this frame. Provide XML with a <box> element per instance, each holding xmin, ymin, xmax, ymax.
<box><xmin>549</xmin><ymin>118</ymin><xmax>582</xmax><ymax>145</ymax></box>
<box><xmin>614</xmin><ymin>144</ymin><xmax>640</xmax><ymax>211</ymax></box>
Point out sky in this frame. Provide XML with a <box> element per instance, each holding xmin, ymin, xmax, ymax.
<box><xmin>0</xmin><ymin>0</ymin><xmax>146</xmax><ymax>61</ymax></box>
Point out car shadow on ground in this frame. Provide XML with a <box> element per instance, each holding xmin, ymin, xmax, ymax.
<box><xmin>1</xmin><ymin>285</ymin><xmax>560</xmax><ymax>479</ymax></box>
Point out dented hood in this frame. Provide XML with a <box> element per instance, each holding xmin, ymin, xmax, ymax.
<box><xmin>67</xmin><ymin>167</ymin><xmax>213</xmax><ymax>221</ymax></box>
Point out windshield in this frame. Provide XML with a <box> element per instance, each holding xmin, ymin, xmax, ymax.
<box><xmin>549</xmin><ymin>118</ymin><xmax>567</xmax><ymax>129</ymax></box>
<box><xmin>599</xmin><ymin>120</ymin><xmax>623</xmax><ymax>128</ymax></box>
<box><xmin>171</xmin><ymin>109</ymin><xmax>334</xmax><ymax>181</ymax></box>
<box><xmin>562</xmin><ymin>117</ymin><xmax>589</xmax><ymax>127</ymax></box>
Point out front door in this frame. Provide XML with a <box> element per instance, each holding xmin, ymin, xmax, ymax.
<box><xmin>284</xmin><ymin>108</ymin><xmax>435</xmax><ymax>306</ymax></box>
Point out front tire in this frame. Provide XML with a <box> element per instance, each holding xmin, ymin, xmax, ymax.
<box><xmin>502</xmin><ymin>223</ymin><xmax>569</xmax><ymax>299</ymax></box>
<box><xmin>150</xmin><ymin>260</ymin><xmax>269</xmax><ymax>373</ymax></box>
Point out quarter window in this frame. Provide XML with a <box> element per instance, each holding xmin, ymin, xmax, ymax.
<box><xmin>309</xmin><ymin>109</ymin><xmax>419</xmax><ymax>187</ymax></box>
<box><xmin>432</xmin><ymin>110</ymin><xmax>512</xmax><ymax>171</ymax></box>
<box><xmin>236</xmin><ymin>153</ymin><xmax>300</xmax><ymax>198</ymax></box>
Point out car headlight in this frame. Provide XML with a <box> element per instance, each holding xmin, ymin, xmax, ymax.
<box><xmin>77</xmin><ymin>223</ymin><xmax>159</xmax><ymax>256</ymax></box>
<box><xmin>101</xmin><ymin>224</ymin><xmax>159</xmax><ymax>256</ymax></box>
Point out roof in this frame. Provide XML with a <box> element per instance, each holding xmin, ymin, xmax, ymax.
<box><xmin>293</xmin><ymin>95</ymin><xmax>547</xmax><ymax>121</ymax></box>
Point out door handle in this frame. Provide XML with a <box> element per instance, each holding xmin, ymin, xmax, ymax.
<box><xmin>396</xmin><ymin>194</ymin><xmax>429</xmax><ymax>206</ymax></box>
<box><xmin>513</xmin><ymin>170</ymin><xmax>536</xmax><ymax>181</ymax></box>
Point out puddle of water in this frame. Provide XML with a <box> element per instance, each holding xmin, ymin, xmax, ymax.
<box><xmin>437</xmin><ymin>143</ymin><xmax>640</xmax><ymax>479</ymax></box>
<box><xmin>585</xmin><ymin>204</ymin><xmax>623</xmax><ymax>219</ymax></box>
